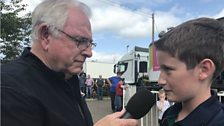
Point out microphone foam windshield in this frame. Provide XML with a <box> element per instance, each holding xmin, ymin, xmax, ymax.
<box><xmin>125</xmin><ymin>89</ymin><xmax>156</xmax><ymax>119</ymax></box>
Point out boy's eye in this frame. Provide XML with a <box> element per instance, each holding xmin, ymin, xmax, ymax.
<box><xmin>161</xmin><ymin>66</ymin><xmax>174</xmax><ymax>74</ymax></box>
<box><xmin>164</xmin><ymin>67</ymin><xmax>172</xmax><ymax>72</ymax></box>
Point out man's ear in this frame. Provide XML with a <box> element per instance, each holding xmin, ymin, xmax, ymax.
<box><xmin>38</xmin><ymin>24</ymin><xmax>50</xmax><ymax>51</ymax></box>
<box><xmin>198</xmin><ymin>58</ymin><xmax>215</xmax><ymax>80</ymax></box>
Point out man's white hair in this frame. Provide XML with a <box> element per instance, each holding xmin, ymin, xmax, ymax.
<box><xmin>31</xmin><ymin>0</ymin><xmax>91</xmax><ymax>42</ymax></box>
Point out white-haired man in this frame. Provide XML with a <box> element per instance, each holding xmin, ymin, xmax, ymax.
<box><xmin>1</xmin><ymin>0</ymin><xmax>137</xmax><ymax>126</ymax></box>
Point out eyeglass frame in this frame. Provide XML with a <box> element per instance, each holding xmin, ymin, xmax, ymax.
<box><xmin>50</xmin><ymin>26</ymin><xmax>96</xmax><ymax>50</ymax></box>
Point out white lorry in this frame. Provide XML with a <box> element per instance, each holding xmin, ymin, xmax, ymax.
<box><xmin>83</xmin><ymin>61</ymin><xmax>115</xmax><ymax>79</ymax></box>
<box><xmin>114</xmin><ymin>46</ymin><xmax>160</xmax><ymax>105</ymax></box>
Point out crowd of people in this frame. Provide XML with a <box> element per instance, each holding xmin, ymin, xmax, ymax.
<box><xmin>78</xmin><ymin>72</ymin><xmax>126</xmax><ymax>112</ymax></box>
<box><xmin>78</xmin><ymin>73</ymin><xmax>106</xmax><ymax>100</ymax></box>
<box><xmin>78</xmin><ymin>72</ymin><xmax>127</xmax><ymax>117</ymax></box>
<box><xmin>78</xmin><ymin>71</ymin><xmax>130</xmax><ymax>115</ymax></box>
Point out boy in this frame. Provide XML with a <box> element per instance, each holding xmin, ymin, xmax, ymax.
<box><xmin>155</xmin><ymin>17</ymin><xmax>224</xmax><ymax>126</ymax></box>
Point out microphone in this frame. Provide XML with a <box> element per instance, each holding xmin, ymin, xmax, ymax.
<box><xmin>121</xmin><ymin>89</ymin><xmax>156</xmax><ymax>119</ymax></box>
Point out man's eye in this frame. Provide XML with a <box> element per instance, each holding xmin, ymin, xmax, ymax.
<box><xmin>77</xmin><ymin>37</ymin><xmax>89</xmax><ymax>43</ymax></box>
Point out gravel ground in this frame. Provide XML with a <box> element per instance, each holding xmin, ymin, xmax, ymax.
<box><xmin>86</xmin><ymin>98</ymin><xmax>112</xmax><ymax>123</ymax></box>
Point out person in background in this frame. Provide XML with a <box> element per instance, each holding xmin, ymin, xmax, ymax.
<box><xmin>114</xmin><ymin>78</ymin><xmax>126</xmax><ymax>112</ymax></box>
<box><xmin>107</xmin><ymin>72</ymin><xmax>122</xmax><ymax>112</ymax></box>
<box><xmin>79</xmin><ymin>72</ymin><xmax>86</xmax><ymax>96</ymax></box>
<box><xmin>156</xmin><ymin>89</ymin><xmax>171</xmax><ymax>125</ymax></box>
<box><xmin>1</xmin><ymin>0</ymin><xmax>138</xmax><ymax>126</ymax></box>
<box><xmin>85</xmin><ymin>74</ymin><xmax>94</xmax><ymax>98</ymax></box>
<box><xmin>95</xmin><ymin>75</ymin><xmax>105</xmax><ymax>100</ymax></box>
<box><xmin>155</xmin><ymin>17</ymin><xmax>224</xmax><ymax>126</ymax></box>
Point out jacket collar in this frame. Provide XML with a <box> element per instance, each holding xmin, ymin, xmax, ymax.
<box><xmin>21</xmin><ymin>47</ymin><xmax>65</xmax><ymax>80</ymax></box>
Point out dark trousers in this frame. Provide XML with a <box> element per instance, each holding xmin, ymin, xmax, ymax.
<box><xmin>114</xmin><ymin>96</ymin><xmax>123</xmax><ymax>111</ymax></box>
<box><xmin>110</xmin><ymin>92</ymin><xmax>116</xmax><ymax>111</ymax></box>
<box><xmin>80</xmin><ymin>87</ymin><xmax>85</xmax><ymax>94</ymax></box>
<box><xmin>97</xmin><ymin>87</ymin><xmax>103</xmax><ymax>100</ymax></box>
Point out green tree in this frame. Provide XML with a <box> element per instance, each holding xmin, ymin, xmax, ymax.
<box><xmin>1</xmin><ymin>0</ymin><xmax>32</xmax><ymax>63</ymax></box>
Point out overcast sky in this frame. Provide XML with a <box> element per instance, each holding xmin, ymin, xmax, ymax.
<box><xmin>18</xmin><ymin>0</ymin><xmax>224</xmax><ymax>63</ymax></box>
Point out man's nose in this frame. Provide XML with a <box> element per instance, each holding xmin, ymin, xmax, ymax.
<box><xmin>82</xmin><ymin>47</ymin><xmax>92</xmax><ymax>58</ymax></box>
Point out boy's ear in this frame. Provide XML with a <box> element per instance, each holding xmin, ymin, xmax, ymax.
<box><xmin>198</xmin><ymin>58</ymin><xmax>215</xmax><ymax>80</ymax></box>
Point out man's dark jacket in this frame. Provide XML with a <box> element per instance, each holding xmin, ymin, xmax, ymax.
<box><xmin>1</xmin><ymin>48</ymin><xmax>93</xmax><ymax>126</ymax></box>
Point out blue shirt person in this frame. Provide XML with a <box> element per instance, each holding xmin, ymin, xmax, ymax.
<box><xmin>107</xmin><ymin>72</ymin><xmax>122</xmax><ymax>112</ymax></box>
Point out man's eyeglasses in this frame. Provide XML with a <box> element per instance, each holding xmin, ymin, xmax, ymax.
<box><xmin>52</xmin><ymin>26</ymin><xmax>96</xmax><ymax>50</ymax></box>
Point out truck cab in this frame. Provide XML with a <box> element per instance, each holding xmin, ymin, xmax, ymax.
<box><xmin>114</xmin><ymin>46</ymin><xmax>160</xmax><ymax>105</ymax></box>
<box><xmin>114</xmin><ymin>46</ymin><xmax>149</xmax><ymax>85</ymax></box>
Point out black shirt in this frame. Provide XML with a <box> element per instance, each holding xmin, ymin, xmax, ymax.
<box><xmin>1</xmin><ymin>48</ymin><xmax>93</xmax><ymax>126</ymax></box>
<box><xmin>96</xmin><ymin>79</ymin><xmax>104</xmax><ymax>87</ymax></box>
<box><xmin>161</xmin><ymin>90</ymin><xmax>224</xmax><ymax>126</ymax></box>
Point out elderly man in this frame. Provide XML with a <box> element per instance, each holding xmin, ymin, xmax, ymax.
<box><xmin>1</xmin><ymin>0</ymin><xmax>137</xmax><ymax>126</ymax></box>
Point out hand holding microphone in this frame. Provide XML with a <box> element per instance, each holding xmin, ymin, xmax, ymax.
<box><xmin>94</xmin><ymin>89</ymin><xmax>156</xmax><ymax>126</ymax></box>
<box><xmin>121</xmin><ymin>89</ymin><xmax>156</xmax><ymax>119</ymax></box>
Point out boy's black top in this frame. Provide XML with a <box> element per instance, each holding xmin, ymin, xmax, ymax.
<box><xmin>161</xmin><ymin>90</ymin><xmax>224</xmax><ymax>126</ymax></box>
<box><xmin>1</xmin><ymin>47</ymin><xmax>93</xmax><ymax>126</ymax></box>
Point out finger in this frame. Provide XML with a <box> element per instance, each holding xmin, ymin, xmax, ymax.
<box><xmin>109</xmin><ymin>109</ymin><xmax>126</xmax><ymax>119</ymax></box>
<box><xmin>119</xmin><ymin>118</ymin><xmax>138</xmax><ymax>126</ymax></box>
<box><xmin>120</xmin><ymin>108</ymin><xmax>126</xmax><ymax>113</ymax></box>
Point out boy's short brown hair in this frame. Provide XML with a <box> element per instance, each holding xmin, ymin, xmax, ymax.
<box><xmin>155</xmin><ymin>17</ymin><xmax>224</xmax><ymax>79</ymax></box>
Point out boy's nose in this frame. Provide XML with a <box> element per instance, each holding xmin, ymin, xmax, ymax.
<box><xmin>157</xmin><ymin>72</ymin><xmax>167</xmax><ymax>86</ymax></box>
